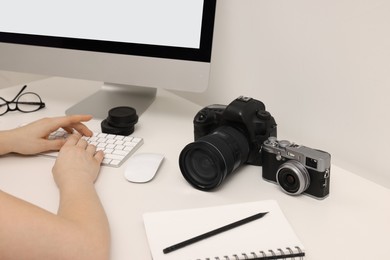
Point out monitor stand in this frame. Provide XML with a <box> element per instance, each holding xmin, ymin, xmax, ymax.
<box><xmin>65</xmin><ymin>83</ymin><xmax>157</xmax><ymax>119</ymax></box>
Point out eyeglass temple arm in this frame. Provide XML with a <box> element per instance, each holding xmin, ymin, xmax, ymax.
<box><xmin>9</xmin><ymin>85</ymin><xmax>28</xmax><ymax>103</ymax></box>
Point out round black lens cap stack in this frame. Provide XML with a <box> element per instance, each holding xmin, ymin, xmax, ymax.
<box><xmin>107</xmin><ymin>106</ymin><xmax>138</xmax><ymax>127</ymax></box>
<box><xmin>101</xmin><ymin>106</ymin><xmax>139</xmax><ymax>136</ymax></box>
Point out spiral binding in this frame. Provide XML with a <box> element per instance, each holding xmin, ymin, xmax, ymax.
<box><xmin>196</xmin><ymin>246</ymin><xmax>305</xmax><ymax>260</ymax></box>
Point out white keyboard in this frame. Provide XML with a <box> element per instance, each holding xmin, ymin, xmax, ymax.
<box><xmin>42</xmin><ymin>130</ymin><xmax>143</xmax><ymax>167</ymax></box>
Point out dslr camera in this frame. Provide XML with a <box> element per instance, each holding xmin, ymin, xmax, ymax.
<box><xmin>179</xmin><ymin>96</ymin><xmax>277</xmax><ymax>191</ymax></box>
<box><xmin>262</xmin><ymin>137</ymin><xmax>331</xmax><ymax>199</ymax></box>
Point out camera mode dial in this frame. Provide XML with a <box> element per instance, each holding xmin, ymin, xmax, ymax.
<box><xmin>256</xmin><ymin>110</ymin><xmax>271</xmax><ymax>120</ymax></box>
<box><xmin>279</xmin><ymin>140</ymin><xmax>291</xmax><ymax>148</ymax></box>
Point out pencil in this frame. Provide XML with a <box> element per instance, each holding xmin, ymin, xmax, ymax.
<box><xmin>163</xmin><ymin>211</ymin><xmax>268</xmax><ymax>254</ymax></box>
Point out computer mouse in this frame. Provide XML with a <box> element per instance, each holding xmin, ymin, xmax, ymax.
<box><xmin>124</xmin><ymin>153</ymin><xmax>164</xmax><ymax>183</ymax></box>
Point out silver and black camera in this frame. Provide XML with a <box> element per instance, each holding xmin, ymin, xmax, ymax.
<box><xmin>261</xmin><ymin>137</ymin><xmax>331</xmax><ymax>199</ymax></box>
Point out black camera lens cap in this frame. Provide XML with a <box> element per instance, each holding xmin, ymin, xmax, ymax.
<box><xmin>107</xmin><ymin>106</ymin><xmax>138</xmax><ymax>128</ymax></box>
<box><xmin>101</xmin><ymin>119</ymin><xmax>135</xmax><ymax>136</ymax></box>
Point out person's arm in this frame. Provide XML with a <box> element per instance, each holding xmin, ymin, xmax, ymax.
<box><xmin>0</xmin><ymin>133</ymin><xmax>110</xmax><ymax>260</ymax></box>
<box><xmin>0</xmin><ymin>115</ymin><xmax>93</xmax><ymax>156</ymax></box>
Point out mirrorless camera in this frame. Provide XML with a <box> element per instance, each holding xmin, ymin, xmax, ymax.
<box><xmin>262</xmin><ymin>137</ymin><xmax>331</xmax><ymax>199</ymax></box>
<box><xmin>179</xmin><ymin>96</ymin><xmax>277</xmax><ymax>191</ymax></box>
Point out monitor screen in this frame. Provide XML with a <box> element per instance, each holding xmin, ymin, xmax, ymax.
<box><xmin>0</xmin><ymin>0</ymin><xmax>217</xmax><ymax>118</ymax></box>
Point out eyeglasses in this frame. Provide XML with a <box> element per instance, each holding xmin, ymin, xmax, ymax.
<box><xmin>0</xmin><ymin>85</ymin><xmax>45</xmax><ymax>116</ymax></box>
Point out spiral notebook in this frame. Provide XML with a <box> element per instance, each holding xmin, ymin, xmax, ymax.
<box><xmin>143</xmin><ymin>200</ymin><xmax>305</xmax><ymax>260</ymax></box>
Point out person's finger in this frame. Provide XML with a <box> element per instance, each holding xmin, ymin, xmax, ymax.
<box><xmin>63</xmin><ymin>133</ymin><xmax>82</xmax><ymax>146</ymax></box>
<box><xmin>62</xmin><ymin>127</ymin><xmax>74</xmax><ymax>134</ymax></box>
<box><xmin>70</xmin><ymin>123</ymin><xmax>93</xmax><ymax>137</ymax></box>
<box><xmin>60</xmin><ymin>124</ymin><xmax>92</xmax><ymax>137</ymax></box>
<box><xmin>48</xmin><ymin>115</ymin><xmax>93</xmax><ymax>134</ymax></box>
<box><xmin>76</xmin><ymin>137</ymin><xmax>88</xmax><ymax>149</ymax></box>
<box><xmin>86</xmin><ymin>143</ymin><xmax>97</xmax><ymax>154</ymax></box>
<box><xmin>94</xmin><ymin>150</ymin><xmax>104</xmax><ymax>164</ymax></box>
<box><xmin>62</xmin><ymin>114</ymin><xmax>93</xmax><ymax>124</ymax></box>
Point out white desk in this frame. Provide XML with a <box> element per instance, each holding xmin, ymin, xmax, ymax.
<box><xmin>0</xmin><ymin>77</ymin><xmax>389</xmax><ymax>260</ymax></box>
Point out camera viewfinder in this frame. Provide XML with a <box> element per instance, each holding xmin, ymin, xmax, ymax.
<box><xmin>306</xmin><ymin>157</ymin><xmax>318</xmax><ymax>169</ymax></box>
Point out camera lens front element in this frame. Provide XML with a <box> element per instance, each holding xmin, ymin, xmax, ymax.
<box><xmin>179</xmin><ymin>126</ymin><xmax>250</xmax><ymax>191</ymax></box>
<box><xmin>180</xmin><ymin>145</ymin><xmax>225</xmax><ymax>190</ymax></box>
<box><xmin>276</xmin><ymin>160</ymin><xmax>310</xmax><ymax>195</ymax></box>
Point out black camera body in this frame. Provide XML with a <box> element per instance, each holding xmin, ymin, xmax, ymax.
<box><xmin>179</xmin><ymin>96</ymin><xmax>277</xmax><ymax>191</ymax></box>
<box><xmin>193</xmin><ymin>96</ymin><xmax>277</xmax><ymax>166</ymax></box>
<box><xmin>262</xmin><ymin>137</ymin><xmax>331</xmax><ymax>199</ymax></box>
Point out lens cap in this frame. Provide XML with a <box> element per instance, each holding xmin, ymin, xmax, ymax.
<box><xmin>101</xmin><ymin>106</ymin><xmax>138</xmax><ymax>136</ymax></box>
<box><xmin>107</xmin><ymin>106</ymin><xmax>138</xmax><ymax>127</ymax></box>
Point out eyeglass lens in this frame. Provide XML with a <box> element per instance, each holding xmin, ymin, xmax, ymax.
<box><xmin>0</xmin><ymin>98</ymin><xmax>8</xmax><ymax>115</ymax></box>
<box><xmin>16</xmin><ymin>92</ymin><xmax>44</xmax><ymax>112</ymax></box>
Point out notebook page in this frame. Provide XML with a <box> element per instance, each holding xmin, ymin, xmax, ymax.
<box><xmin>143</xmin><ymin>200</ymin><xmax>305</xmax><ymax>260</ymax></box>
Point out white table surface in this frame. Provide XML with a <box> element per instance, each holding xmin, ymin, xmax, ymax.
<box><xmin>0</xmin><ymin>77</ymin><xmax>389</xmax><ymax>260</ymax></box>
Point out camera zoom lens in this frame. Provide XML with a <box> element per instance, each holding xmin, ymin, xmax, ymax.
<box><xmin>276</xmin><ymin>160</ymin><xmax>310</xmax><ymax>195</ymax></box>
<box><xmin>179</xmin><ymin>126</ymin><xmax>250</xmax><ymax>191</ymax></box>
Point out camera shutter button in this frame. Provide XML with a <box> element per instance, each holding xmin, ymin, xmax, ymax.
<box><xmin>267</xmin><ymin>136</ymin><xmax>277</xmax><ymax>144</ymax></box>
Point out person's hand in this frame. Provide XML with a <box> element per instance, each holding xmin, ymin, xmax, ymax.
<box><xmin>0</xmin><ymin>115</ymin><xmax>94</xmax><ymax>155</ymax></box>
<box><xmin>52</xmin><ymin>133</ymin><xmax>104</xmax><ymax>189</ymax></box>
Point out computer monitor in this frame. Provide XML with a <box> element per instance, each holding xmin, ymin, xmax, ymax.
<box><xmin>0</xmin><ymin>0</ymin><xmax>217</xmax><ymax>118</ymax></box>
